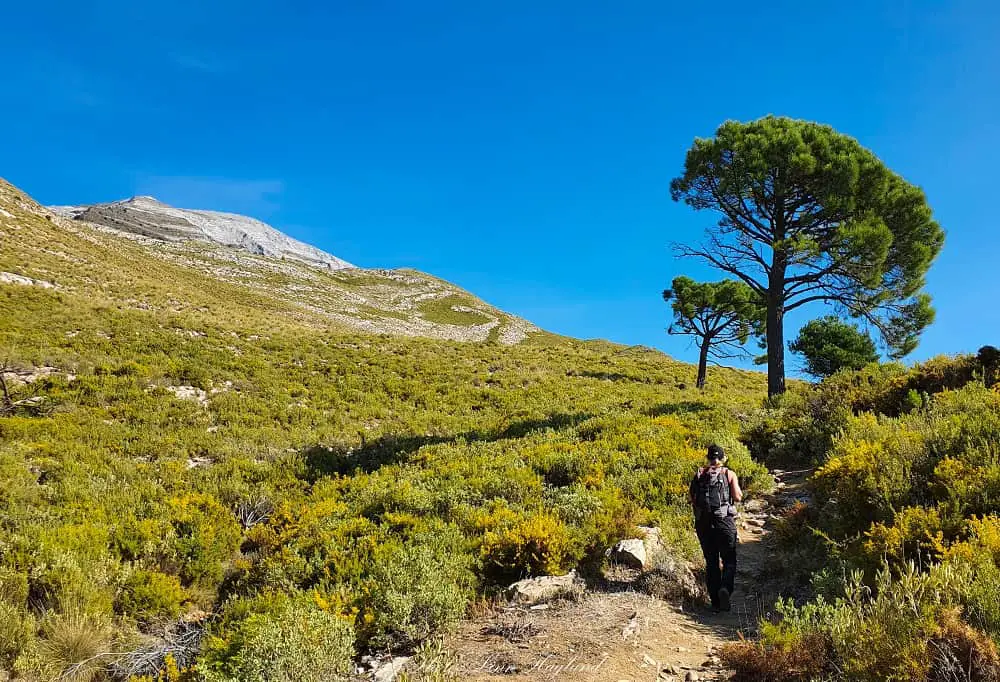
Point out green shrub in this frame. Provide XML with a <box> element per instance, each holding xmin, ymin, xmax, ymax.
<box><xmin>811</xmin><ymin>412</ymin><xmax>927</xmax><ymax>539</ymax></box>
<box><xmin>166</xmin><ymin>494</ymin><xmax>242</xmax><ymax>586</ymax></box>
<box><xmin>19</xmin><ymin>549</ymin><xmax>116</xmax><ymax>617</ymax></box>
<box><xmin>743</xmin><ymin>356</ymin><xmax>980</xmax><ymax>466</ymax></box>
<box><xmin>953</xmin><ymin>557</ymin><xmax>1000</xmax><ymax>645</ymax></box>
<box><xmin>116</xmin><ymin>569</ymin><xmax>186</xmax><ymax>625</ymax></box>
<box><xmin>861</xmin><ymin>505</ymin><xmax>953</xmax><ymax>572</ymax></box>
<box><xmin>729</xmin><ymin>358</ymin><xmax>1000</xmax><ymax>681</ymax></box>
<box><xmin>723</xmin><ymin>599</ymin><xmax>833</xmax><ymax>681</ymax></box>
<box><xmin>200</xmin><ymin>596</ymin><xmax>355</xmax><ymax>682</ymax></box>
<box><xmin>730</xmin><ymin>566</ymin><xmax>973</xmax><ymax>681</ymax></box>
<box><xmin>0</xmin><ymin>601</ymin><xmax>33</xmax><ymax>669</ymax></box>
<box><xmin>364</xmin><ymin>533</ymin><xmax>473</xmax><ymax>649</ymax></box>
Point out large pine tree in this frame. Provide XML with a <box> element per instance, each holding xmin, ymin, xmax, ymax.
<box><xmin>671</xmin><ymin>116</ymin><xmax>944</xmax><ymax>395</ymax></box>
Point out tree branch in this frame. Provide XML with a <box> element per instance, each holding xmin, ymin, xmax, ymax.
<box><xmin>673</xmin><ymin>243</ymin><xmax>767</xmax><ymax>295</ymax></box>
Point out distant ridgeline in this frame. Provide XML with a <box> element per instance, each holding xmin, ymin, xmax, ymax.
<box><xmin>0</xmin><ymin>180</ymin><xmax>538</xmax><ymax>344</ymax></box>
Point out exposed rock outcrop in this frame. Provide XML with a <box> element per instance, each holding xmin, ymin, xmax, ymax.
<box><xmin>51</xmin><ymin>196</ymin><xmax>354</xmax><ymax>270</ymax></box>
<box><xmin>507</xmin><ymin>571</ymin><xmax>584</xmax><ymax>605</ymax></box>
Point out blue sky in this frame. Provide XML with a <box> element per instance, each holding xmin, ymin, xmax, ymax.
<box><xmin>3</xmin><ymin>1</ymin><xmax>998</xmax><ymax>371</ymax></box>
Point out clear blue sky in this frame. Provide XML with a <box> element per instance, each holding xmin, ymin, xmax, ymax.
<box><xmin>3</xmin><ymin>1</ymin><xmax>998</xmax><ymax>370</ymax></box>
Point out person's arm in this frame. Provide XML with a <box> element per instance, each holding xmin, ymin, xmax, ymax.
<box><xmin>689</xmin><ymin>469</ymin><xmax>701</xmax><ymax>508</ymax></box>
<box><xmin>729</xmin><ymin>470</ymin><xmax>743</xmax><ymax>503</ymax></box>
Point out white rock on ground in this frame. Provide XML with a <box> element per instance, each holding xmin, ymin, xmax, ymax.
<box><xmin>609</xmin><ymin>538</ymin><xmax>647</xmax><ymax>569</ymax></box>
<box><xmin>0</xmin><ymin>271</ymin><xmax>55</xmax><ymax>288</ymax></box>
<box><xmin>508</xmin><ymin>570</ymin><xmax>582</xmax><ymax>605</ymax></box>
<box><xmin>636</xmin><ymin>551</ymin><xmax>706</xmax><ymax>603</ymax></box>
<box><xmin>638</xmin><ymin>525</ymin><xmax>665</xmax><ymax>559</ymax></box>
<box><xmin>2</xmin><ymin>366</ymin><xmax>68</xmax><ymax>385</ymax></box>
<box><xmin>166</xmin><ymin>385</ymin><xmax>208</xmax><ymax>405</ymax></box>
<box><xmin>372</xmin><ymin>656</ymin><xmax>410</xmax><ymax>682</ymax></box>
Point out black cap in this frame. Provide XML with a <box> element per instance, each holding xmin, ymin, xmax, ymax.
<box><xmin>707</xmin><ymin>444</ymin><xmax>725</xmax><ymax>461</ymax></box>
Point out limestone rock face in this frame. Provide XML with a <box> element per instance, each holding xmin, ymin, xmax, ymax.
<box><xmin>40</xmin><ymin>195</ymin><xmax>541</xmax><ymax>345</ymax></box>
<box><xmin>51</xmin><ymin>196</ymin><xmax>354</xmax><ymax>270</ymax></box>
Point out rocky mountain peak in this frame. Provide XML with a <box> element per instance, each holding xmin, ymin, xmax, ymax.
<box><xmin>126</xmin><ymin>195</ymin><xmax>170</xmax><ymax>206</ymax></box>
<box><xmin>49</xmin><ymin>196</ymin><xmax>354</xmax><ymax>270</ymax></box>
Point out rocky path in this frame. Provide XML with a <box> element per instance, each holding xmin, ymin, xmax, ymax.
<box><xmin>438</xmin><ymin>468</ymin><xmax>811</xmax><ymax>681</ymax></box>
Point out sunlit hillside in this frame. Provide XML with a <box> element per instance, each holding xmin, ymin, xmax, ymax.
<box><xmin>0</xmin><ymin>179</ymin><xmax>768</xmax><ymax>679</ymax></box>
<box><xmin>1</xmin><ymin>179</ymin><xmax>536</xmax><ymax>345</ymax></box>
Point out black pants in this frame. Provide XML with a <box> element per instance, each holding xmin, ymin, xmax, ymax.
<box><xmin>696</xmin><ymin>516</ymin><xmax>737</xmax><ymax>607</ymax></box>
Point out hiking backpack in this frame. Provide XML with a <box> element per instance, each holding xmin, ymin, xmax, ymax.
<box><xmin>695</xmin><ymin>466</ymin><xmax>731</xmax><ymax>520</ymax></box>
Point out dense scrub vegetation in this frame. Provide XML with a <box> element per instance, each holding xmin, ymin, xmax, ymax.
<box><xmin>0</xmin><ymin>267</ymin><xmax>770</xmax><ymax>677</ymax></box>
<box><xmin>728</xmin><ymin>350</ymin><xmax>1000</xmax><ymax>681</ymax></box>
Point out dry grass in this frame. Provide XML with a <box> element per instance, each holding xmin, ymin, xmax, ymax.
<box><xmin>929</xmin><ymin>609</ymin><xmax>1000</xmax><ymax>682</ymax></box>
<box><xmin>37</xmin><ymin>612</ymin><xmax>116</xmax><ymax>682</ymax></box>
<box><xmin>481</xmin><ymin>613</ymin><xmax>541</xmax><ymax>643</ymax></box>
<box><xmin>721</xmin><ymin>632</ymin><xmax>832</xmax><ymax>682</ymax></box>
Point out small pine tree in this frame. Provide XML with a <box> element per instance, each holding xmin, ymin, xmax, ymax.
<box><xmin>663</xmin><ymin>276</ymin><xmax>764</xmax><ymax>388</ymax></box>
<box><xmin>789</xmin><ymin>316</ymin><xmax>879</xmax><ymax>379</ymax></box>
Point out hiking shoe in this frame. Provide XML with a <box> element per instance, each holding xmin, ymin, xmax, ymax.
<box><xmin>718</xmin><ymin>588</ymin><xmax>731</xmax><ymax>612</ymax></box>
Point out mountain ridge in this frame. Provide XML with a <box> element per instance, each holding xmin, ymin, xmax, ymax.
<box><xmin>50</xmin><ymin>195</ymin><xmax>354</xmax><ymax>270</ymax></box>
<box><xmin>1</xmin><ymin>178</ymin><xmax>538</xmax><ymax>345</ymax></box>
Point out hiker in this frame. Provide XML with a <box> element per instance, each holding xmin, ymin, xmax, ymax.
<box><xmin>689</xmin><ymin>444</ymin><xmax>742</xmax><ymax>612</ymax></box>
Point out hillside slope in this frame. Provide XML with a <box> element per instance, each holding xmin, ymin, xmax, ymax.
<box><xmin>3</xmin><ymin>179</ymin><xmax>536</xmax><ymax>344</ymax></box>
<box><xmin>0</xmin><ymin>177</ymin><xmax>769</xmax><ymax>681</ymax></box>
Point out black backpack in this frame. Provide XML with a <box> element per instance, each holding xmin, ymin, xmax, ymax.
<box><xmin>695</xmin><ymin>466</ymin><xmax>731</xmax><ymax>520</ymax></box>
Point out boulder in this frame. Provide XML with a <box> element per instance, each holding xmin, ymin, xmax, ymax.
<box><xmin>636</xmin><ymin>553</ymin><xmax>706</xmax><ymax>604</ymax></box>
<box><xmin>607</xmin><ymin>526</ymin><xmax>664</xmax><ymax>569</ymax></box>
<box><xmin>508</xmin><ymin>570</ymin><xmax>582</xmax><ymax>605</ymax></box>
<box><xmin>743</xmin><ymin>498</ymin><xmax>768</xmax><ymax>513</ymax></box>
<box><xmin>609</xmin><ymin>538</ymin><xmax>647</xmax><ymax>569</ymax></box>
<box><xmin>372</xmin><ymin>656</ymin><xmax>410</xmax><ymax>682</ymax></box>
<box><xmin>637</xmin><ymin>525</ymin><xmax>665</xmax><ymax>559</ymax></box>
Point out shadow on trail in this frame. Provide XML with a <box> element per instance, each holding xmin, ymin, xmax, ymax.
<box><xmin>302</xmin><ymin>411</ymin><xmax>593</xmax><ymax>479</ymax></box>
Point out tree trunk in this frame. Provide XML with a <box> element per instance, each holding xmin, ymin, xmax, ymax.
<box><xmin>697</xmin><ymin>337</ymin><xmax>710</xmax><ymax>389</ymax></box>
<box><xmin>766</xmin><ymin>264</ymin><xmax>787</xmax><ymax>397</ymax></box>
<box><xmin>766</xmin><ymin>299</ymin><xmax>785</xmax><ymax>396</ymax></box>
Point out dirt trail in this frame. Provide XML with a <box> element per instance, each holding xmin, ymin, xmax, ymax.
<box><xmin>443</xmin><ymin>469</ymin><xmax>811</xmax><ymax>681</ymax></box>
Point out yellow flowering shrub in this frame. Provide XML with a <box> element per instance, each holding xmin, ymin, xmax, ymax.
<box><xmin>480</xmin><ymin>513</ymin><xmax>576</xmax><ymax>581</ymax></box>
